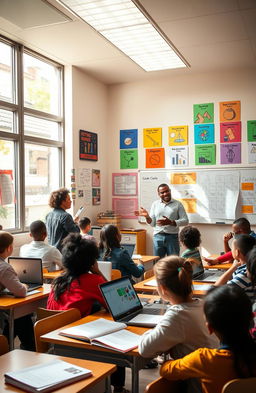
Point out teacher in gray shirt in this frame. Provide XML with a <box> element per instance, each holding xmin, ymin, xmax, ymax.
<box><xmin>135</xmin><ymin>183</ymin><xmax>188</xmax><ymax>258</ymax></box>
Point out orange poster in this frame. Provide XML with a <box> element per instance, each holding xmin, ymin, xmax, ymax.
<box><xmin>146</xmin><ymin>148</ymin><xmax>165</xmax><ymax>168</ymax></box>
<box><xmin>171</xmin><ymin>172</ymin><xmax>197</xmax><ymax>184</ymax></box>
<box><xmin>179</xmin><ymin>198</ymin><xmax>197</xmax><ymax>214</ymax></box>
<box><xmin>219</xmin><ymin>101</ymin><xmax>241</xmax><ymax>122</ymax></box>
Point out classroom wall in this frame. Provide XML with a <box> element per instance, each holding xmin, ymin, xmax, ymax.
<box><xmin>107</xmin><ymin>68</ymin><xmax>256</xmax><ymax>255</ymax></box>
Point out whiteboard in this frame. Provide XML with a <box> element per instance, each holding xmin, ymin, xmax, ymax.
<box><xmin>139</xmin><ymin>168</ymin><xmax>256</xmax><ymax>225</ymax></box>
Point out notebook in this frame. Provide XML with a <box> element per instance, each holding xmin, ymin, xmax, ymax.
<box><xmin>97</xmin><ymin>261</ymin><xmax>112</xmax><ymax>280</ymax></box>
<box><xmin>120</xmin><ymin>244</ymin><xmax>135</xmax><ymax>258</ymax></box>
<box><xmin>192</xmin><ymin>258</ymin><xmax>223</xmax><ymax>282</ymax></box>
<box><xmin>8</xmin><ymin>257</ymin><xmax>43</xmax><ymax>291</ymax></box>
<box><xmin>99</xmin><ymin>276</ymin><xmax>167</xmax><ymax>327</ymax></box>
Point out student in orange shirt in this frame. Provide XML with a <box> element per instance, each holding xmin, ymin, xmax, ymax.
<box><xmin>160</xmin><ymin>285</ymin><xmax>256</xmax><ymax>393</ymax></box>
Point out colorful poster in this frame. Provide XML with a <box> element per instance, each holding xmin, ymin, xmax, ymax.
<box><xmin>193</xmin><ymin>103</ymin><xmax>214</xmax><ymax>124</ymax></box>
<box><xmin>143</xmin><ymin>128</ymin><xmax>162</xmax><ymax>147</ymax></box>
<box><xmin>112</xmin><ymin>173</ymin><xmax>138</xmax><ymax>196</ymax></box>
<box><xmin>167</xmin><ymin>146</ymin><xmax>188</xmax><ymax>167</ymax></box>
<box><xmin>168</xmin><ymin>126</ymin><xmax>188</xmax><ymax>146</ymax></box>
<box><xmin>247</xmin><ymin>120</ymin><xmax>256</xmax><ymax>142</ymax></box>
<box><xmin>92</xmin><ymin>188</ymin><xmax>100</xmax><ymax>205</ymax></box>
<box><xmin>248</xmin><ymin>142</ymin><xmax>256</xmax><ymax>164</ymax></box>
<box><xmin>146</xmin><ymin>148</ymin><xmax>165</xmax><ymax>168</ymax></box>
<box><xmin>120</xmin><ymin>149</ymin><xmax>138</xmax><ymax>169</ymax></box>
<box><xmin>220</xmin><ymin>122</ymin><xmax>241</xmax><ymax>143</ymax></box>
<box><xmin>112</xmin><ymin>197</ymin><xmax>138</xmax><ymax>219</ymax></box>
<box><xmin>220</xmin><ymin>143</ymin><xmax>241</xmax><ymax>164</ymax></box>
<box><xmin>194</xmin><ymin>124</ymin><xmax>214</xmax><ymax>144</ymax></box>
<box><xmin>120</xmin><ymin>129</ymin><xmax>138</xmax><ymax>149</ymax></box>
<box><xmin>240</xmin><ymin>170</ymin><xmax>256</xmax><ymax>214</ymax></box>
<box><xmin>171</xmin><ymin>172</ymin><xmax>197</xmax><ymax>185</ymax></box>
<box><xmin>79</xmin><ymin>130</ymin><xmax>98</xmax><ymax>161</ymax></box>
<box><xmin>219</xmin><ymin>101</ymin><xmax>241</xmax><ymax>122</ymax></box>
<box><xmin>195</xmin><ymin>145</ymin><xmax>216</xmax><ymax>165</ymax></box>
<box><xmin>92</xmin><ymin>169</ymin><xmax>100</xmax><ymax>187</ymax></box>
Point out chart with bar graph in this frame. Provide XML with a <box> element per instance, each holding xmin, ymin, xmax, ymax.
<box><xmin>168</xmin><ymin>146</ymin><xmax>188</xmax><ymax>167</ymax></box>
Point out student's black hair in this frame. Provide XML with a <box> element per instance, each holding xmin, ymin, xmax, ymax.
<box><xmin>179</xmin><ymin>225</ymin><xmax>201</xmax><ymax>249</ymax></box>
<box><xmin>29</xmin><ymin>220</ymin><xmax>46</xmax><ymax>240</ymax></box>
<box><xmin>233</xmin><ymin>217</ymin><xmax>251</xmax><ymax>234</ymax></box>
<box><xmin>233</xmin><ymin>234</ymin><xmax>256</xmax><ymax>257</ymax></box>
<box><xmin>79</xmin><ymin>217</ymin><xmax>91</xmax><ymax>230</ymax></box>
<box><xmin>157</xmin><ymin>183</ymin><xmax>170</xmax><ymax>192</ymax></box>
<box><xmin>98</xmin><ymin>224</ymin><xmax>121</xmax><ymax>259</ymax></box>
<box><xmin>52</xmin><ymin>233</ymin><xmax>99</xmax><ymax>300</ymax></box>
<box><xmin>247</xmin><ymin>245</ymin><xmax>256</xmax><ymax>287</ymax></box>
<box><xmin>0</xmin><ymin>231</ymin><xmax>13</xmax><ymax>253</ymax></box>
<box><xmin>204</xmin><ymin>285</ymin><xmax>256</xmax><ymax>378</ymax></box>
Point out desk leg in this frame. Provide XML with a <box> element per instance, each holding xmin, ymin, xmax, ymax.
<box><xmin>131</xmin><ymin>357</ymin><xmax>139</xmax><ymax>393</ymax></box>
<box><xmin>105</xmin><ymin>376</ymin><xmax>111</xmax><ymax>393</ymax></box>
<box><xmin>9</xmin><ymin>309</ymin><xmax>14</xmax><ymax>350</ymax></box>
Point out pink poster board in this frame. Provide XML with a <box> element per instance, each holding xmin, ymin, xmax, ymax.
<box><xmin>112</xmin><ymin>198</ymin><xmax>138</xmax><ymax>219</ymax></box>
<box><xmin>112</xmin><ymin>173</ymin><xmax>138</xmax><ymax>196</ymax></box>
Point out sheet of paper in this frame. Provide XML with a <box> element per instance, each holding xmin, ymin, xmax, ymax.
<box><xmin>144</xmin><ymin>279</ymin><xmax>157</xmax><ymax>287</ymax></box>
<box><xmin>128</xmin><ymin>314</ymin><xmax>164</xmax><ymax>325</ymax></box>
<box><xmin>193</xmin><ymin>284</ymin><xmax>212</xmax><ymax>291</ymax></box>
<box><xmin>93</xmin><ymin>329</ymin><xmax>140</xmax><ymax>352</ymax></box>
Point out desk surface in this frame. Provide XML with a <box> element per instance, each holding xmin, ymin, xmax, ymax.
<box><xmin>0</xmin><ymin>284</ymin><xmax>51</xmax><ymax>309</ymax></box>
<box><xmin>1</xmin><ymin>349</ymin><xmax>116</xmax><ymax>393</ymax></box>
<box><xmin>41</xmin><ymin>309</ymin><xmax>148</xmax><ymax>356</ymax></box>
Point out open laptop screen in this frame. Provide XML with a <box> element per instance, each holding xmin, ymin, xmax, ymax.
<box><xmin>191</xmin><ymin>258</ymin><xmax>205</xmax><ymax>279</ymax></box>
<box><xmin>100</xmin><ymin>277</ymin><xmax>142</xmax><ymax>320</ymax></box>
<box><xmin>120</xmin><ymin>244</ymin><xmax>135</xmax><ymax>258</ymax></box>
<box><xmin>8</xmin><ymin>257</ymin><xmax>43</xmax><ymax>284</ymax></box>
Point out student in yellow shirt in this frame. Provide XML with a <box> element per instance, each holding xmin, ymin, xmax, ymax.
<box><xmin>160</xmin><ymin>285</ymin><xmax>256</xmax><ymax>393</ymax></box>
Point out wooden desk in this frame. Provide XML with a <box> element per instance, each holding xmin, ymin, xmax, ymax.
<box><xmin>1</xmin><ymin>349</ymin><xmax>116</xmax><ymax>393</ymax></box>
<box><xmin>0</xmin><ymin>284</ymin><xmax>51</xmax><ymax>350</ymax></box>
<box><xmin>41</xmin><ymin>310</ymin><xmax>151</xmax><ymax>393</ymax></box>
<box><xmin>43</xmin><ymin>270</ymin><xmax>64</xmax><ymax>281</ymax></box>
<box><xmin>204</xmin><ymin>263</ymin><xmax>232</xmax><ymax>270</ymax></box>
<box><xmin>134</xmin><ymin>276</ymin><xmax>209</xmax><ymax>297</ymax></box>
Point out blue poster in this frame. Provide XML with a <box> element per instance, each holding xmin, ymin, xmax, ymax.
<box><xmin>120</xmin><ymin>129</ymin><xmax>138</xmax><ymax>149</ymax></box>
<box><xmin>194</xmin><ymin>124</ymin><xmax>215</xmax><ymax>144</ymax></box>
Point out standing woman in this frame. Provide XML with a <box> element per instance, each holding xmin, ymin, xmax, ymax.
<box><xmin>99</xmin><ymin>224</ymin><xmax>144</xmax><ymax>281</ymax></box>
<box><xmin>46</xmin><ymin>188</ymin><xmax>80</xmax><ymax>251</ymax></box>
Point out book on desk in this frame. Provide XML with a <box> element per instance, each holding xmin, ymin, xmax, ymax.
<box><xmin>59</xmin><ymin>318</ymin><xmax>140</xmax><ymax>353</ymax></box>
<box><xmin>4</xmin><ymin>359</ymin><xmax>92</xmax><ymax>393</ymax></box>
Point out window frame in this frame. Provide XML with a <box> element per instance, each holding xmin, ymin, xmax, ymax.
<box><xmin>0</xmin><ymin>35</ymin><xmax>65</xmax><ymax>233</ymax></box>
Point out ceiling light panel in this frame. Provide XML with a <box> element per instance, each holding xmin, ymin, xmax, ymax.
<box><xmin>58</xmin><ymin>0</ymin><xmax>187</xmax><ymax>71</ymax></box>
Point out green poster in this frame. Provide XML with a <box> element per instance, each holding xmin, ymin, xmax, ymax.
<box><xmin>193</xmin><ymin>103</ymin><xmax>214</xmax><ymax>124</ymax></box>
<box><xmin>247</xmin><ymin>120</ymin><xmax>256</xmax><ymax>142</ymax></box>
<box><xmin>120</xmin><ymin>149</ymin><xmax>138</xmax><ymax>169</ymax></box>
<box><xmin>195</xmin><ymin>144</ymin><xmax>216</xmax><ymax>165</ymax></box>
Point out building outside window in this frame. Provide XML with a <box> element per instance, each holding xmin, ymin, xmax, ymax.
<box><xmin>0</xmin><ymin>37</ymin><xmax>64</xmax><ymax>231</ymax></box>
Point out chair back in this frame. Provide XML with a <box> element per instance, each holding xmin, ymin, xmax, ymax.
<box><xmin>145</xmin><ymin>377</ymin><xmax>181</xmax><ymax>393</ymax></box>
<box><xmin>144</xmin><ymin>269</ymin><xmax>154</xmax><ymax>280</ymax></box>
<box><xmin>222</xmin><ymin>378</ymin><xmax>256</xmax><ymax>393</ymax></box>
<box><xmin>36</xmin><ymin>307</ymin><xmax>63</xmax><ymax>321</ymax></box>
<box><xmin>0</xmin><ymin>335</ymin><xmax>9</xmax><ymax>355</ymax></box>
<box><xmin>34</xmin><ymin>308</ymin><xmax>81</xmax><ymax>353</ymax></box>
<box><xmin>111</xmin><ymin>269</ymin><xmax>121</xmax><ymax>280</ymax></box>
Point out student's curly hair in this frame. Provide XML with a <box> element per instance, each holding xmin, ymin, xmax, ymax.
<box><xmin>0</xmin><ymin>231</ymin><xmax>13</xmax><ymax>253</ymax></box>
<box><xmin>52</xmin><ymin>233</ymin><xmax>99</xmax><ymax>300</ymax></box>
<box><xmin>49</xmin><ymin>188</ymin><xmax>70</xmax><ymax>208</ymax></box>
<box><xmin>179</xmin><ymin>225</ymin><xmax>201</xmax><ymax>249</ymax></box>
<box><xmin>154</xmin><ymin>255</ymin><xmax>193</xmax><ymax>299</ymax></box>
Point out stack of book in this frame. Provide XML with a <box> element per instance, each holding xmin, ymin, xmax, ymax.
<box><xmin>97</xmin><ymin>211</ymin><xmax>121</xmax><ymax>228</ymax></box>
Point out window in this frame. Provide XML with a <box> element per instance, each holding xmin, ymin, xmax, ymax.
<box><xmin>0</xmin><ymin>37</ymin><xmax>64</xmax><ymax>231</ymax></box>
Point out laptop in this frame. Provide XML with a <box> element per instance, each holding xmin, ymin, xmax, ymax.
<box><xmin>192</xmin><ymin>258</ymin><xmax>224</xmax><ymax>283</ymax></box>
<box><xmin>120</xmin><ymin>244</ymin><xmax>135</xmax><ymax>258</ymax></box>
<box><xmin>99</xmin><ymin>276</ymin><xmax>167</xmax><ymax>327</ymax></box>
<box><xmin>97</xmin><ymin>261</ymin><xmax>112</xmax><ymax>281</ymax></box>
<box><xmin>8</xmin><ymin>257</ymin><xmax>43</xmax><ymax>291</ymax></box>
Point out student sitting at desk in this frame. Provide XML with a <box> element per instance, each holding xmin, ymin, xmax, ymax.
<box><xmin>204</xmin><ymin>218</ymin><xmax>256</xmax><ymax>265</ymax></box>
<box><xmin>139</xmin><ymin>256</ymin><xmax>218</xmax><ymax>393</ymax></box>
<box><xmin>20</xmin><ymin>220</ymin><xmax>63</xmax><ymax>272</ymax></box>
<box><xmin>79</xmin><ymin>217</ymin><xmax>97</xmax><ymax>243</ymax></box>
<box><xmin>99</xmin><ymin>224</ymin><xmax>144</xmax><ymax>281</ymax></box>
<box><xmin>180</xmin><ymin>225</ymin><xmax>202</xmax><ymax>264</ymax></box>
<box><xmin>160</xmin><ymin>285</ymin><xmax>256</xmax><ymax>393</ymax></box>
<box><xmin>214</xmin><ymin>235</ymin><xmax>256</xmax><ymax>303</ymax></box>
<box><xmin>0</xmin><ymin>231</ymin><xmax>35</xmax><ymax>351</ymax></box>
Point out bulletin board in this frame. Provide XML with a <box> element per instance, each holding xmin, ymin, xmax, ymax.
<box><xmin>139</xmin><ymin>168</ymin><xmax>256</xmax><ymax>224</ymax></box>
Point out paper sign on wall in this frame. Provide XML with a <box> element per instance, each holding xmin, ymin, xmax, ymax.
<box><xmin>143</xmin><ymin>128</ymin><xmax>162</xmax><ymax>148</ymax></box>
<box><xmin>219</xmin><ymin>101</ymin><xmax>241</xmax><ymax>122</ymax></box>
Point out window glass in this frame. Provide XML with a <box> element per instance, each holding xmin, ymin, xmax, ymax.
<box><xmin>24</xmin><ymin>143</ymin><xmax>60</xmax><ymax>226</ymax></box>
<box><xmin>0</xmin><ymin>41</ymin><xmax>13</xmax><ymax>103</ymax></box>
<box><xmin>23</xmin><ymin>53</ymin><xmax>60</xmax><ymax>115</ymax></box>
<box><xmin>0</xmin><ymin>109</ymin><xmax>14</xmax><ymax>133</ymax></box>
<box><xmin>0</xmin><ymin>140</ymin><xmax>16</xmax><ymax>229</ymax></box>
<box><xmin>24</xmin><ymin>115</ymin><xmax>61</xmax><ymax>141</ymax></box>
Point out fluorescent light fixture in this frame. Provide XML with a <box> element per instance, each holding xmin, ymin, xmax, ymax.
<box><xmin>58</xmin><ymin>0</ymin><xmax>188</xmax><ymax>71</ymax></box>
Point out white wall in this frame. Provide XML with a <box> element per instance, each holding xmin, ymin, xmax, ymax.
<box><xmin>107</xmin><ymin>68</ymin><xmax>256</xmax><ymax>255</ymax></box>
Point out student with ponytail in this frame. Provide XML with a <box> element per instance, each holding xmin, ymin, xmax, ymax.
<box><xmin>160</xmin><ymin>285</ymin><xmax>256</xmax><ymax>393</ymax></box>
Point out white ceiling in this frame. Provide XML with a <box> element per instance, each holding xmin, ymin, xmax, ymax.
<box><xmin>0</xmin><ymin>0</ymin><xmax>255</xmax><ymax>85</ymax></box>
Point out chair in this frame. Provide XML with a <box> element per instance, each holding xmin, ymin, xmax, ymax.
<box><xmin>222</xmin><ymin>378</ymin><xmax>256</xmax><ymax>393</ymax></box>
<box><xmin>34</xmin><ymin>308</ymin><xmax>81</xmax><ymax>353</ymax></box>
<box><xmin>144</xmin><ymin>269</ymin><xmax>154</xmax><ymax>280</ymax></box>
<box><xmin>111</xmin><ymin>269</ymin><xmax>121</xmax><ymax>280</ymax></box>
<box><xmin>36</xmin><ymin>307</ymin><xmax>63</xmax><ymax>321</ymax></box>
<box><xmin>145</xmin><ymin>377</ymin><xmax>181</xmax><ymax>393</ymax></box>
<box><xmin>0</xmin><ymin>334</ymin><xmax>9</xmax><ymax>355</ymax></box>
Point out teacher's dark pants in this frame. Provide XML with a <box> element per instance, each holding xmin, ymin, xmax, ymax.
<box><xmin>153</xmin><ymin>233</ymin><xmax>180</xmax><ymax>258</ymax></box>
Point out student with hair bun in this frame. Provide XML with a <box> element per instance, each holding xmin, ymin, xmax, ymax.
<box><xmin>139</xmin><ymin>256</ymin><xmax>218</xmax><ymax>393</ymax></box>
